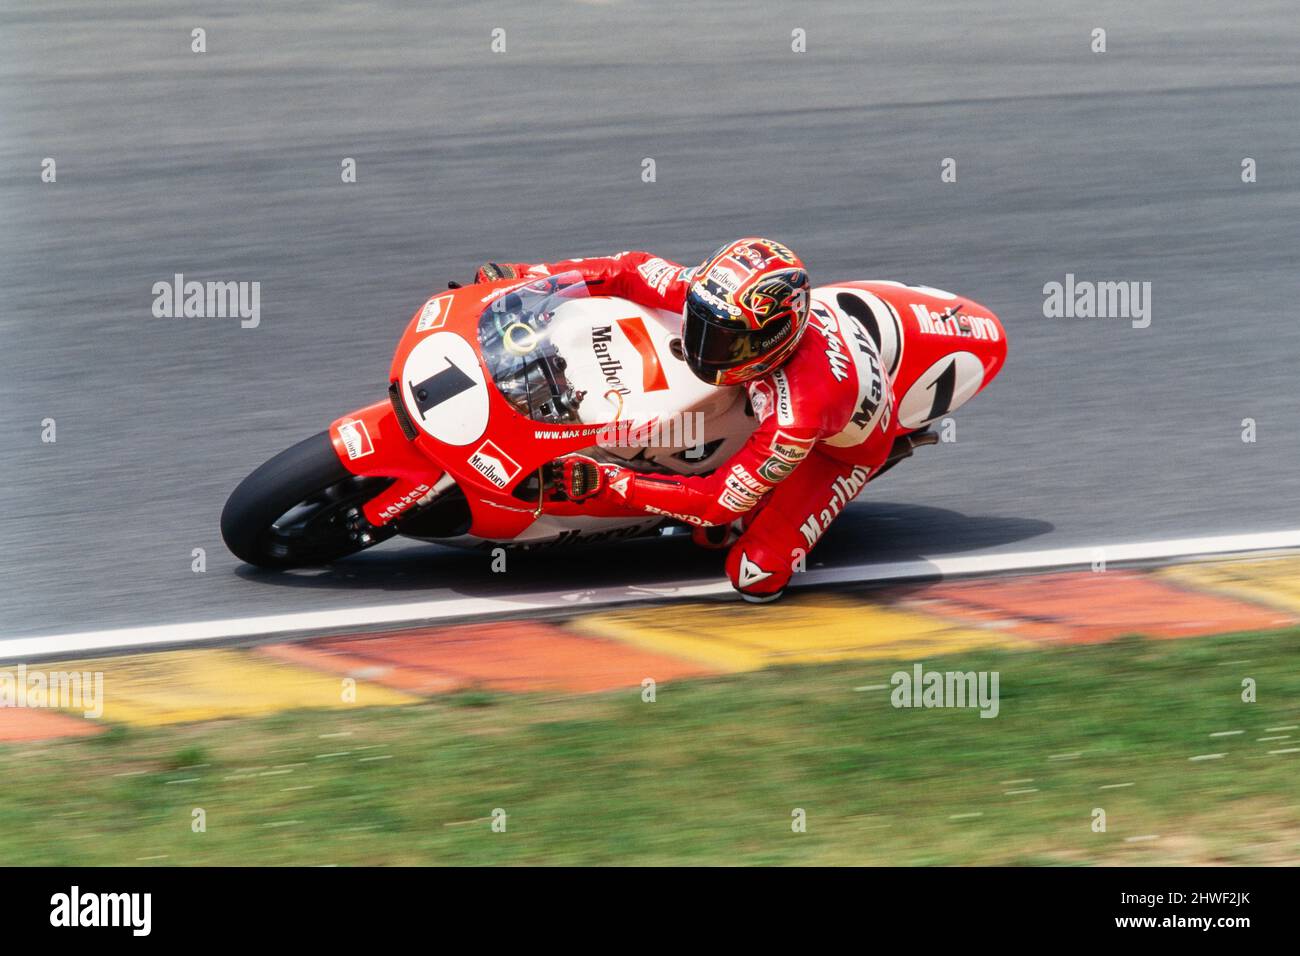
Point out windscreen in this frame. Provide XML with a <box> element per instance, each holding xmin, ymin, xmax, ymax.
<box><xmin>476</xmin><ymin>271</ymin><xmax>591</xmax><ymax>425</ymax></box>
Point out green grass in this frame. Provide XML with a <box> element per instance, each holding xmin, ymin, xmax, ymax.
<box><xmin>3</xmin><ymin>629</ymin><xmax>1298</xmax><ymax>865</ymax></box>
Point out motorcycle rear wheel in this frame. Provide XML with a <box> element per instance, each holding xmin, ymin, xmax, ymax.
<box><xmin>220</xmin><ymin>431</ymin><xmax>397</xmax><ymax>568</ymax></box>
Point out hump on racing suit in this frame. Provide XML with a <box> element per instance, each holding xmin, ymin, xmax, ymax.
<box><xmin>814</xmin><ymin>280</ymin><xmax>1007</xmax><ymax>440</ymax></box>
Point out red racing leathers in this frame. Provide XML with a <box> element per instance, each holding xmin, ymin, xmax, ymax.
<box><xmin>480</xmin><ymin>252</ymin><xmax>899</xmax><ymax>599</ymax></box>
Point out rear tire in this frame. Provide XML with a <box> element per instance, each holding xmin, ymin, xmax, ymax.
<box><xmin>221</xmin><ymin>432</ymin><xmax>397</xmax><ymax>568</ymax></box>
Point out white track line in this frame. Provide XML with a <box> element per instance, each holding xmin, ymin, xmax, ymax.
<box><xmin>4</xmin><ymin>529</ymin><xmax>1298</xmax><ymax>661</ymax></box>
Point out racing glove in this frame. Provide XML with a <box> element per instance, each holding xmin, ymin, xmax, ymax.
<box><xmin>549</xmin><ymin>454</ymin><xmax>634</xmax><ymax>504</ymax></box>
<box><xmin>475</xmin><ymin>262</ymin><xmax>524</xmax><ymax>284</ymax></box>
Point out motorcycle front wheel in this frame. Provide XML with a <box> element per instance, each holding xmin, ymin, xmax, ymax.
<box><xmin>220</xmin><ymin>431</ymin><xmax>397</xmax><ymax>568</ymax></box>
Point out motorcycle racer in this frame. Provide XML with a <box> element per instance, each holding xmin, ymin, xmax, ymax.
<box><xmin>475</xmin><ymin>239</ymin><xmax>900</xmax><ymax>602</ymax></box>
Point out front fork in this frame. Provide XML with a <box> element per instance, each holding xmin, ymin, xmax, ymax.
<box><xmin>327</xmin><ymin>397</ymin><xmax>447</xmax><ymax>529</ymax></box>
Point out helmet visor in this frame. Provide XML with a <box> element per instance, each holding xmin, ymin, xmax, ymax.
<box><xmin>683</xmin><ymin>296</ymin><xmax>792</xmax><ymax>379</ymax></box>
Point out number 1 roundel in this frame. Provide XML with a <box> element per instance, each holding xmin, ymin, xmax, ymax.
<box><xmin>400</xmin><ymin>331</ymin><xmax>489</xmax><ymax>445</ymax></box>
<box><xmin>897</xmin><ymin>351</ymin><xmax>985</xmax><ymax>430</ymax></box>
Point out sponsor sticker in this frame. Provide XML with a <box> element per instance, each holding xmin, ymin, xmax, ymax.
<box><xmin>723</xmin><ymin>473</ymin><xmax>764</xmax><ymax>508</ymax></box>
<box><xmin>718</xmin><ymin>487</ymin><xmax>758</xmax><ymax>514</ymax></box>
<box><xmin>772</xmin><ymin>370</ymin><xmax>796</xmax><ymax>427</ymax></box>
<box><xmin>729</xmin><ymin>463</ymin><xmax>769</xmax><ymax>493</ymax></box>
<box><xmin>718</xmin><ymin>463</ymin><xmax>770</xmax><ymax>512</ymax></box>
<box><xmin>809</xmin><ymin>305</ymin><xmax>852</xmax><ymax>383</ymax></box>
<box><xmin>736</xmin><ymin>552</ymin><xmax>774</xmax><ymax>588</ymax></box>
<box><xmin>636</xmin><ymin>257</ymin><xmax>681</xmax><ymax>295</ymax></box>
<box><xmin>909</xmin><ymin>302</ymin><xmax>1001</xmax><ymax>340</ymax></box>
<box><xmin>337</xmin><ymin>419</ymin><xmax>374</xmax><ymax>460</ymax></box>
<box><xmin>748</xmin><ymin>380</ymin><xmax>774</xmax><ymax>422</ymax></box>
<box><xmin>756</xmin><ymin>454</ymin><xmax>798</xmax><ymax>484</ymax></box>
<box><xmin>823</xmin><ymin>332</ymin><xmax>887</xmax><ymax>448</ymax></box>
<box><xmin>824</xmin><ymin>288</ymin><xmax>904</xmax><ymax>377</ymax></box>
<box><xmin>797</xmin><ymin>467</ymin><xmax>872</xmax><ymax>547</ymax></box>
<box><xmin>694</xmin><ymin>285</ymin><xmax>742</xmax><ymax>316</ymax></box>
<box><xmin>376</xmin><ymin>482</ymin><xmax>434</xmax><ymax>521</ymax></box>
<box><xmin>467</xmin><ymin>439</ymin><xmax>522</xmax><ymax>489</ymax></box>
<box><xmin>759</xmin><ymin>429</ymin><xmax>814</xmax><ymax>481</ymax></box>
<box><xmin>416</xmin><ymin>295</ymin><xmax>451</xmax><ymax>332</ymax></box>
<box><xmin>590</xmin><ymin>324</ymin><xmax>632</xmax><ymax>395</ymax></box>
<box><xmin>480</xmin><ymin>277</ymin><xmax>534</xmax><ymax>304</ymax></box>
<box><xmin>731</xmin><ymin>244</ymin><xmax>766</xmax><ymax>269</ymax></box>
<box><xmin>643</xmin><ymin>503</ymin><xmax>706</xmax><ymax>526</ymax></box>
<box><xmin>706</xmin><ymin>263</ymin><xmax>742</xmax><ymax>293</ymax></box>
<box><xmin>770</xmin><ymin>430</ymin><xmax>814</xmax><ymax>463</ymax></box>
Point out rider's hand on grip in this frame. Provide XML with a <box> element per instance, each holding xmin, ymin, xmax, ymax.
<box><xmin>475</xmin><ymin>262</ymin><xmax>521</xmax><ymax>284</ymax></box>
<box><xmin>550</xmin><ymin>454</ymin><xmax>608</xmax><ymax>503</ymax></box>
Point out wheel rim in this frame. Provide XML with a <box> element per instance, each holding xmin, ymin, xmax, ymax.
<box><xmin>259</xmin><ymin>476</ymin><xmax>394</xmax><ymax>563</ymax></box>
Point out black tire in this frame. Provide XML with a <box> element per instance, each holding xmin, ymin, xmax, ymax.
<box><xmin>220</xmin><ymin>431</ymin><xmax>397</xmax><ymax>568</ymax></box>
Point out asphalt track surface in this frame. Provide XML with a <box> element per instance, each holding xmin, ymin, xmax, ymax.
<box><xmin>2</xmin><ymin>1</ymin><xmax>1298</xmax><ymax>638</ymax></box>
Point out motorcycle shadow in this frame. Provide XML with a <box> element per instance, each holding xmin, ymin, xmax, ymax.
<box><xmin>232</xmin><ymin>502</ymin><xmax>1053</xmax><ymax>597</ymax></box>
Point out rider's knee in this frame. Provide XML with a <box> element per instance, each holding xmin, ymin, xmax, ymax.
<box><xmin>725</xmin><ymin>542</ymin><xmax>793</xmax><ymax>602</ymax></box>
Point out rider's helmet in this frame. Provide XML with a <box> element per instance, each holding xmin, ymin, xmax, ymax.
<box><xmin>681</xmin><ymin>238</ymin><xmax>811</xmax><ymax>386</ymax></box>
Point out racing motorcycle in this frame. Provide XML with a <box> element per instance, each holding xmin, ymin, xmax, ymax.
<box><xmin>220</xmin><ymin>271</ymin><xmax>1006</xmax><ymax>567</ymax></box>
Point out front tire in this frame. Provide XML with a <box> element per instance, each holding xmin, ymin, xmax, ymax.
<box><xmin>221</xmin><ymin>431</ymin><xmax>397</xmax><ymax>568</ymax></box>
